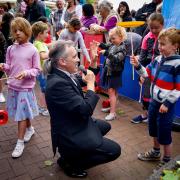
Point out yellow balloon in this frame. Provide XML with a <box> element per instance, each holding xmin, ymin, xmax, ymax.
<box><xmin>116</xmin><ymin>21</ymin><xmax>145</xmax><ymax>28</ymax></box>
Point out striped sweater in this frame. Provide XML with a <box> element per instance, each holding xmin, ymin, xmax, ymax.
<box><xmin>136</xmin><ymin>55</ymin><xmax>180</xmax><ymax>108</ymax></box>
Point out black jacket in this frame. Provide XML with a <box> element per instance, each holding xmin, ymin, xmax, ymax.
<box><xmin>0</xmin><ymin>32</ymin><xmax>7</xmax><ymax>63</ymax></box>
<box><xmin>99</xmin><ymin>42</ymin><xmax>127</xmax><ymax>76</ymax></box>
<box><xmin>24</xmin><ymin>1</ymin><xmax>46</xmax><ymax>24</ymax></box>
<box><xmin>45</xmin><ymin>68</ymin><xmax>102</xmax><ymax>155</ymax></box>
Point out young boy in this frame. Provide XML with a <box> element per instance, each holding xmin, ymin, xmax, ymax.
<box><xmin>130</xmin><ymin>28</ymin><xmax>180</xmax><ymax>167</ymax></box>
<box><xmin>32</xmin><ymin>21</ymin><xmax>49</xmax><ymax>116</ymax></box>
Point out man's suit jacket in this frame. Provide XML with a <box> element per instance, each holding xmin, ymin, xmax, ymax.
<box><xmin>45</xmin><ymin>68</ymin><xmax>102</xmax><ymax>154</ymax></box>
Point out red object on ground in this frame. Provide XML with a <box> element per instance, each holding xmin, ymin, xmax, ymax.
<box><xmin>102</xmin><ymin>99</ymin><xmax>110</xmax><ymax>108</ymax></box>
<box><xmin>0</xmin><ymin>110</ymin><xmax>8</xmax><ymax>125</ymax></box>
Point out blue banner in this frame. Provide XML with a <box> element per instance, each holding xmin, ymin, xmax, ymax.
<box><xmin>162</xmin><ymin>0</ymin><xmax>180</xmax><ymax>29</ymax></box>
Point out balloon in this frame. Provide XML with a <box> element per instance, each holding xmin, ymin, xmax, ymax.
<box><xmin>0</xmin><ymin>110</ymin><xmax>8</xmax><ymax>125</ymax></box>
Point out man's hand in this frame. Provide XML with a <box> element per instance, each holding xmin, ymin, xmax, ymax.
<box><xmin>159</xmin><ymin>104</ymin><xmax>168</xmax><ymax>113</ymax></box>
<box><xmin>82</xmin><ymin>69</ymin><xmax>95</xmax><ymax>91</ymax></box>
<box><xmin>15</xmin><ymin>71</ymin><xmax>26</xmax><ymax>80</ymax></box>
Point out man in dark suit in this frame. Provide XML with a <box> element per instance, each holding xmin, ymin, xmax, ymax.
<box><xmin>45</xmin><ymin>40</ymin><xmax>121</xmax><ymax>178</ymax></box>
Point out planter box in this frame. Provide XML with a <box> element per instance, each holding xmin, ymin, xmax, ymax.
<box><xmin>148</xmin><ymin>155</ymin><xmax>180</xmax><ymax>180</ymax></box>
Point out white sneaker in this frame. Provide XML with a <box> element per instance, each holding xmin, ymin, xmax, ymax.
<box><xmin>12</xmin><ymin>142</ymin><xmax>24</xmax><ymax>158</ymax></box>
<box><xmin>101</xmin><ymin>107</ymin><xmax>110</xmax><ymax>113</ymax></box>
<box><xmin>41</xmin><ymin>109</ymin><xmax>49</xmax><ymax>116</ymax></box>
<box><xmin>24</xmin><ymin>127</ymin><xmax>35</xmax><ymax>142</ymax></box>
<box><xmin>105</xmin><ymin>113</ymin><xmax>116</xmax><ymax>121</ymax></box>
<box><xmin>0</xmin><ymin>93</ymin><xmax>5</xmax><ymax>103</ymax></box>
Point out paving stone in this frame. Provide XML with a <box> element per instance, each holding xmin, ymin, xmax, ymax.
<box><xmin>0</xmin><ymin>87</ymin><xmax>179</xmax><ymax>180</ymax></box>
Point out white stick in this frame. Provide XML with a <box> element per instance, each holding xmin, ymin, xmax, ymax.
<box><xmin>138</xmin><ymin>84</ymin><xmax>142</xmax><ymax>103</ymax></box>
<box><xmin>130</xmin><ymin>29</ymin><xmax>135</xmax><ymax>80</ymax></box>
<box><xmin>0</xmin><ymin>77</ymin><xmax>14</xmax><ymax>81</ymax></box>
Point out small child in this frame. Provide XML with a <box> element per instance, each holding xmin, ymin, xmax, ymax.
<box><xmin>38</xmin><ymin>16</ymin><xmax>52</xmax><ymax>44</ymax></box>
<box><xmin>131</xmin><ymin>13</ymin><xmax>164</xmax><ymax>124</ymax></box>
<box><xmin>130</xmin><ymin>28</ymin><xmax>180</xmax><ymax>167</ymax></box>
<box><xmin>92</xmin><ymin>26</ymin><xmax>127</xmax><ymax>121</ymax></box>
<box><xmin>32</xmin><ymin>21</ymin><xmax>49</xmax><ymax>116</ymax></box>
<box><xmin>0</xmin><ymin>17</ymin><xmax>41</xmax><ymax>158</ymax></box>
<box><xmin>59</xmin><ymin>17</ymin><xmax>91</xmax><ymax>63</ymax></box>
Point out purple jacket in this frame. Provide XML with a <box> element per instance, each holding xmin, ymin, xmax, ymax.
<box><xmin>81</xmin><ymin>15</ymin><xmax>98</xmax><ymax>29</ymax></box>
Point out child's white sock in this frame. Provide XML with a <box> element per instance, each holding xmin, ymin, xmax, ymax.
<box><xmin>17</xmin><ymin>139</ymin><xmax>24</xmax><ymax>144</ymax></box>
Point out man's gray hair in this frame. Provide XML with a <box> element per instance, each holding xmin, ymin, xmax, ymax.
<box><xmin>98</xmin><ymin>0</ymin><xmax>113</xmax><ymax>12</ymax></box>
<box><xmin>43</xmin><ymin>40</ymin><xmax>74</xmax><ymax>75</ymax></box>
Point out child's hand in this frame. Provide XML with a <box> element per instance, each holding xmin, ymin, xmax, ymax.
<box><xmin>100</xmin><ymin>50</ymin><xmax>106</xmax><ymax>55</ymax></box>
<box><xmin>90</xmin><ymin>41</ymin><xmax>99</xmax><ymax>60</ymax></box>
<box><xmin>130</xmin><ymin>55</ymin><xmax>139</xmax><ymax>67</ymax></box>
<box><xmin>0</xmin><ymin>63</ymin><xmax>4</xmax><ymax>71</ymax></box>
<box><xmin>159</xmin><ymin>104</ymin><xmax>168</xmax><ymax>113</ymax></box>
<box><xmin>139</xmin><ymin>76</ymin><xmax>145</xmax><ymax>85</ymax></box>
<box><xmin>15</xmin><ymin>71</ymin><xmax>26</xmax><ymax>80</ymax></box>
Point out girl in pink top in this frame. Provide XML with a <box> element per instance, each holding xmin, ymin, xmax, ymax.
<box><xmin>0</xmin><ymin>17</ymin><xmax>41</xmax><ymax>158</ymax></box>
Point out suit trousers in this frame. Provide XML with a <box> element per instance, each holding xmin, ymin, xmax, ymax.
<box><xmin>58</xmin><ymin>119</ymin><xmax>121</xmax><ymax>169</ymax></box>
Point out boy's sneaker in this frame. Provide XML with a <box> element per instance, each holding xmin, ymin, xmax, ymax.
<box><xmin>12</xmin><ymin>142</ymin><xmax>24</xmax><ymax>158</ymax></box>
<box><xmin>101</xmin><ymin>107</ymin><xmax>110</xmax><ymax>113</ymax></box>
<box><xmin>156</xmin><ymin>160</ymin><xmax>167</xmax><ymax>169</ymax></box>
<box><xmin>105</xmin><ymin>113</ymin><xmax>116</xmax><ymax>121</ymax></box>
<box><xmin>39</xmin><ymin>107</ymin><xmax>49</xmax><ymax>116</ymax></box>
<box><xmin>131</xmin><ymin>115</ymin><xmax>148</xmax><ymax>124</ymax></box>
<box><xmin>24</xmin><ymin>127</ymin><xmax>35</xmax><ymax>142</ymax></box>
<box><xmin>138</xmin><ymin>149</ymin><xmax>161</xmax><ymax>161</ymax></box>
<box><xmin>41</xmin><ymin>109</ymin><xmax>49</xmax><ymax>116</ymax></box>
<box><xmin>0</xmin><ymin>93</ymin><xmax>6</xmax><ymax>103</ymax></box>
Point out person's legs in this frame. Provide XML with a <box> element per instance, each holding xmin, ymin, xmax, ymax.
<box><xmin>138</xmin><ymin>101</ymin><xmax>161</xmax><ymax>161</ymax></box>
<box><xmin>109</xmin><ymin>88</ymin><xmax>116</xmax><ymax>114</ymax></box>
<box><xmin>36</xmin><ymin>74</ymin><xmax>49</xmax><ymax>116</ymax></box>
<box><xmin>77</xmin><ymin>137</ymin><xmax>121</xmax><ymax>170</ymax></box>
<box><xmin>12</xmin><ymin>120</ymin><xmax>27</xmax><ymax>158</ymax></box>
<box><xmin>24</xmin><ymin>119</ymin><xmax>35</xmax><ymax>142</ymax></box>
<box><xmin>94</xmin><ymin>119</ymin><xmax>111</xmax><ymax>136</ymax></box>
<box><xmin>157</xmin><ymin>104</ymin><xmax>174</xmax><ymax>165</ymax></box>
<box><xmin>59</xmin><ymin>137</ymin><xmax>120</xmax><ymax>171</ymax></box>
<box><xmin>18</xmin><ymin>120</ymin><xmax>27</xmax><ymax>140</ymax></box>
<box><xmin>105</xmin><ymin>88</ymin><xmax>117</xmax><ymax>121</ymax></box>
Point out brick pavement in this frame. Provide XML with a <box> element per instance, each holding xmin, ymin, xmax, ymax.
<box><xmin>0</xmin><ymin>92</ymin><xmax>179</xmax><ymax>180</ymax></box>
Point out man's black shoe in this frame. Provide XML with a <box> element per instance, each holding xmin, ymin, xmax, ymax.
<box><xmin>65</xmin><ymin>169</ymin><xmax>87</xmax><ymax>178</ymax></box>
<box><xmin>57</xmin><ymin>157</ymin><xmax>87</xmax><ymax>178</ymax></box>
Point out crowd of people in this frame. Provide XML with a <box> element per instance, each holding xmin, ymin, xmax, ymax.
<box><xmin>0</xmin><ymin>0</ymin><xmax>179</xmax><ymax>178</ymax></box>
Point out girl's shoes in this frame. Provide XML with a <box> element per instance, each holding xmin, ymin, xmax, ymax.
<box><xmin>105</xmin><ymin>113</ymin><xmax>116</xmax><ymax>121</ymax></box>
<box><xmin>12</xmin><ymin>141</ymin><xmax>24</xmax><ymax>158</ymax></box>
<box><xmin>24</xmin><ymin>127</ymin><xmax>35</xmax><ymax>142</ymax></box>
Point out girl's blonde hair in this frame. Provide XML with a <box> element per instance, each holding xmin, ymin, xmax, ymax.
<box><xmin>32</xmin><ymin>21</ymin><xmax>48</xmax><ymax>38</ymax></box>
<box><xmin>11</xmin><ymin>17</ymin><xmax>32</xmax><ymax>39</ymax></box>
<box><xmin>158</xmin><ymin>28</ymin><xmax>180</xmax><ymax>47</ymax></box>
<box><xmin>110</xmin><ymin>26</ymin><xmax>127</xmax><ymax>41</ymax></box>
